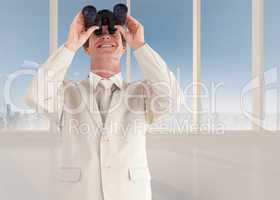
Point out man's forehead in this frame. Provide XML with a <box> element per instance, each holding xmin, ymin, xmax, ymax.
<box><xmin>99</xmin><ymin>26</ymin><xmax>121</xmax><ymax>34</ymax></box>
<box><xmin>100</xmin><ymin>25</ymin><xmax>124</xmax><ymax>29</ymax></box>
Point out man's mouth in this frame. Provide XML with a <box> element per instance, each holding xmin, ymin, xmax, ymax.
<box><xmin>97</xmin><ymin>44</ymin><xmax>116</xmax><ymax>49</ymax></box>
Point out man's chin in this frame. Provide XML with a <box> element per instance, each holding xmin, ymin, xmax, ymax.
<box><xmin>92</xmin><ymin>48</ymin><xmax>123</xmax><ymax>59</ymax></box>
<box><xmin>94</xmin><ymin>51</ymin><xmax>119</xmax><ymax>59</ymax></box>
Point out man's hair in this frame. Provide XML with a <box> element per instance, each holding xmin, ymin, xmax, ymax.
<box><xmin>83</xmin><ymin>33</ymin><xmax>127</xmax><ymax>49</ymax></box>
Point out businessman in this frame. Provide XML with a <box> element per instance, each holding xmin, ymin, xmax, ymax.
<box><xmin>24</xmin><ymin>10</ymin><xmax>184</xmax><ymax>200</ymax></box>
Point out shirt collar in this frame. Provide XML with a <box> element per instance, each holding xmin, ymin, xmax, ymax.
<box><xmin>88</xmin><ymin>71</ymin><xmax>124</xmax><ymax>90</ymax></box>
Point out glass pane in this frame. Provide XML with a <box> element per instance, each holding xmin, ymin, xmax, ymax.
<box><xmin>201</xmin><ymin>0</ymin><xmax>252</xmax><ymax>131</ymax></box>
<box><xmin>264</xmin><ymin>0</ymin><xmax>280</xmax><ymax>131</ymax></box>
<box><xmin>132</xmin><ymin>0</ymin><xmax>193</xmax><ymax>133</ymax></box>
<box><xmin>0</xmin><ymin>1</ymin><xmax>49</xmax><ymax>130</ymax></box>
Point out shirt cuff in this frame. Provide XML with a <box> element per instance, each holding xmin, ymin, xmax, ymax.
<box><xmin>133</xmin><ymin>43</ymin><xmax>150</xmax><ymax>58</ymax></box>
<box><xmin>62</xmin><ymin>44</ymin><xmax>76</xmax><ymax>57</ymax></box>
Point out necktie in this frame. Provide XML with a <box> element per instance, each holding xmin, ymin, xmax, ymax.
<box><xmin>97</xmin><ymin>79</ymin><xmax>114</xmax><ymax>125</ymax></box>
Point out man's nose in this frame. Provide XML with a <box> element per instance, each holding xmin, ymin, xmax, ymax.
<box><xmin>100</xmin><ymin>34</ymin><xmax>111</xmax><ymax>40</ymax></box>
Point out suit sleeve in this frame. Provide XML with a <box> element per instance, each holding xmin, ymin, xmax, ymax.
<box><xmin>23</xmin><ymin>45</ymin><xmax>75</xmax><ymax>119</ymax></box>
<box><xmin>133</xmin><ymin>43</ymin><xmax>185</xmax><ymax>124</ymax></box>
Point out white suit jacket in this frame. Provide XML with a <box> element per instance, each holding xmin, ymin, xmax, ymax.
<box><xmin>24</xmin><ymin>43</ymin><xmax>184</xmax><ymax>200</ymax></box>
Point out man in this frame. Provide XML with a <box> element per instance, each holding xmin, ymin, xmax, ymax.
<box><xmin>24</xmin><ymin>10</ymin><xmax>184</xmax><ymax>200</ymax></box>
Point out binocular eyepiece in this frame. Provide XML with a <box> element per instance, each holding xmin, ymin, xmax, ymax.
<box><xmin>82</xmin><ymin>3</ymin><xmax>128</xmax><ymax>36</ymax></box>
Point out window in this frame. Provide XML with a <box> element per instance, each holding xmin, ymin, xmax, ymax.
<box><xmin>2</xmin><ymin>0</ymin><xmax>278</xmax><ymax>132</ymax></box>
<box><xmin>132</xmin><ymin>0</ymin><xmax>193</xmax><ymax>133</ymax></box>
<box><xmin>264</xmin><ymin>0</ymin><xmax>280</xmax><ymax>131</ymax></box>
<box><xmin>0</xmin><ymin>1</ymin><xmax>49</xmax><ymax>130</ymax></box>
<box><xmin>200</xmin><ymin>0</ymin><xmax>252</xmax><ymax>131</ymax></box>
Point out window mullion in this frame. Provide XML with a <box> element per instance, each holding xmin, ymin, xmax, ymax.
<box><xmin>49</xmin><ymin>0</ymin><xmax>58</xmax><ymax>55</ymax></box>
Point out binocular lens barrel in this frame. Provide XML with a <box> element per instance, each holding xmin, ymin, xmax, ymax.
<box><xmin>82</xmin><ymin>4</ymin><xmax>128</xmax><ymax>35</ymax></box>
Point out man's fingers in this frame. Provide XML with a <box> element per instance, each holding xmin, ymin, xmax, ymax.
<box><xmin>82</xmin><ymin>26</ymin><xmax>98</xmax><ymax>40</ymax></box>
<box><xmin>115</xmin><ymin>25</ymin><xmax>129</xmax><ymax>40</ymax></box>
<box><xmin>85</xmin><ymin>26</ymin><xmax>99</xmax><ymax>36</ymax></box>
<box><xmin>73</xmin><ymin>11</ymin><xmax>82</xmax><ymax>23</ymax></box>
<box><xmin>71</xmin><ymin>11</ymin><xmax>84</xmax><ymax>29</ymax></box>
<box><xmin>126</xmin><ymin>15</ymin><xmax>140</xmax><ymax>26</ymax></box>
<box><xmin>125</xmin><ymin>15</ymin><xmax>142</xmax><ymax>32</ymax></box>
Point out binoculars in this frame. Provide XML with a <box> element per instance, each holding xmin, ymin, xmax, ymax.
<box><xmin>82</xmin><ymin>3</ymin><xmax>128</xmax><ymax>36</ymax></box>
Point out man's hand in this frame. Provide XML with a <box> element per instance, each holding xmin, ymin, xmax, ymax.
<box><xmin>65</xmin><ymin>11</ymin><xmax>98</xmax><ymax>52</ymax></box>
<box><xmin>115</xmin><ymin>15</ymin><xmax>145</xmax><ymax>50</ymax></box>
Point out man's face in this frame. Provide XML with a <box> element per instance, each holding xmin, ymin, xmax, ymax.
<box><xmin>85</xmin><ymin>25</ymin><xmax>126</xmax><ymax>59</ymax></box>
